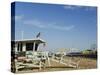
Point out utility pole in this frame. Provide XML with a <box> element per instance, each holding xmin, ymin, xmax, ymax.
<box><xmin>21</xmin><ymin>31</ymin><xmax>24</xmax><ymax>40</ymax></box>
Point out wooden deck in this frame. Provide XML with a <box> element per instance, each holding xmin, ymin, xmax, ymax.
<box><xmin>14</xmin><ymin>56</ymin><xmax>97</xmax><ymax>73</ymax></box>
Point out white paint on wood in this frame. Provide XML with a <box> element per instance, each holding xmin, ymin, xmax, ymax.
<box><xmin>22</xmin><ymin>43</ymin><xmax>26</xmax><ymax>51</ymax></box>
<box><xmin>33</xmin><ymin>42</ymin><xmax>36</xmax><ymax>51</ymax></box>
<box><xmin>15</xmin><ymin>43</ymin><xmax>18</xmax><ymax>52</ymax></box>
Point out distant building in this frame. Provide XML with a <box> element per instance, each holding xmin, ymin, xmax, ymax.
<box><xmin>90</xmin><ymin>44</ymin><xmax>97</xmax><ymax>51</ymax></box>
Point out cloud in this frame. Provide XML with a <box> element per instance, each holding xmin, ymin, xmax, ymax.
<box><xmin>63</xmin><ymin>5</ymin><xmax>80</xmax><ymax>10</ymax></box>
<box><xmin>63</xmin><ymin>5</ymin><xmax>96</xmax><ymax>11</ymax></box>
<box><xmin>23</xmin><ymin>20</ymin><xmax>46</xmax><ymax>28</ymax></box>
<box><xmin>84</xmin><ymin>7</ymin><xmax>96</xmax><ymax>11</ymax></box>
<box><xmin>23</xmin><ymin>20</ymin><xmax>75</xmax><ymax>31</ymax></box>
<box><xmin>15</xmin><ymin>15</ymin><xmax>23</xmax><ymax>21</ymax></box>
<box><xmin>52</xmin><ymin>25</ymin><xmax>75</xmax><ymax>31</ymax></box>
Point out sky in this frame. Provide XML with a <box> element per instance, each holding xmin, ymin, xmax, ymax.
<box><xmin>12</xmin><ymin>2</ymin><xmax>97</xmax><ymax>52</ymax></box>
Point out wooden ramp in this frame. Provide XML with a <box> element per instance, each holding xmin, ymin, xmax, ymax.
<box><xmin>45</xmin><ymin>58</ymin><xmax>77</xmax><ymax>68</ymax></box>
